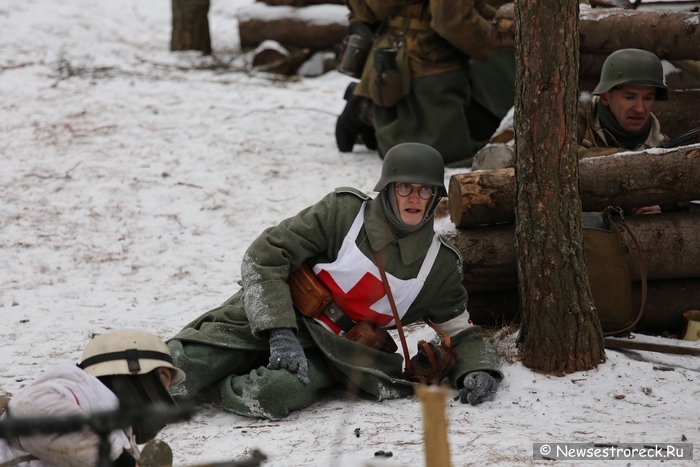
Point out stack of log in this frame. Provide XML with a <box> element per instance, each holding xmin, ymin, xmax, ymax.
<box><xmin>492</xmin><ymin>3</ymin><xmax>700</xmax><ymax>138</ymax></box>
<box><xmin>445</xmin><ymin>146</ymin><xmax>700</xmax><ymax>336</ymax></box>
<box><xmin>237</xmin><ymin>0</ymin><xmax>347</xmax><ymax>75</ymax></box>
<box><xmin>238</xmin><ymin>2</ymin><xmax>700</xmax><ymax>136</ymax></box>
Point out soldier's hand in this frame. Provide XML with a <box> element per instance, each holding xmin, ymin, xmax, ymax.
<box><xmin>459</xmin><ymin>371</ymin><xmax>497</xmax><ymax>405</ymax></box>
<box><xmin>268</xmin><ymin>328</ymin><xmax>310</xmax><ymax>384</ymax></box>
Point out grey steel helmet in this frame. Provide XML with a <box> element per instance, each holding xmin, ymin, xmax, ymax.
<box><xmin>593</xmin><ymin>48</ymin><xmax>667</xmax><ymax>101</ymax></box>
<box><xmin>373</xmin><ymin>142</ymin><xmax>447</xmax><ymax>197</ymax></box>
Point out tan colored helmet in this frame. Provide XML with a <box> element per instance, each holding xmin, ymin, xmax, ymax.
<box><xmin>79</xmin><ymin>329</ymin><xmax>185</xmax><ymax>386</ymax></box>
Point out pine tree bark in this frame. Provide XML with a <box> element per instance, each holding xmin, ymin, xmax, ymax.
<box><xmin>514</xmin><ymin>0</ymin><xmax>604</xmax><ymax>374</ymax></box>
<box><xmin>171</xmin><ymin>0</ymin><xmax>212</xmax><ymax>55</ymax></box>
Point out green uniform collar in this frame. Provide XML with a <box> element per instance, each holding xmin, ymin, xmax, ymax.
<box><xmin>364</xmin><ymin>197</ymin><xmax>436</xmax><ymax>266</ymax></box>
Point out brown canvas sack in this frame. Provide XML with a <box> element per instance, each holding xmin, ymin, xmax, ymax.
<box><xmin>582</xmin><ymin>207</ymin><xmax>646</xmax><ymax>336</ymax></box>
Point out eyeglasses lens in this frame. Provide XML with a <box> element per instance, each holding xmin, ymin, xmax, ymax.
<box><xmin>395</xmin><ymin>183</ymin><xmax>433</xmax><ymax>200</ymax></box>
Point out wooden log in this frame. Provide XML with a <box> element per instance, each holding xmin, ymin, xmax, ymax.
<box><xmin>652</xmin><ymin>90</ymin><xmax>700</xmax><ymax>141</ymax></box>
<box><xmin>449</xmin><ymin>146</ymin><xmax>700</xmax><ymax>228</ymax></box>
<box><xmin>467</xmin><ymin>278</ymin><xmax>700</xmax><ymax>336</ymax></box>
<box><xmin>258</xmin><ymin>0</ymin><xmax>343</xmax><ymax>5</ymax></box>
<box><xmin>493</xmin><ymin>5</ymin><xmax>700</xmax><ymax>61</ymax></box>
<box><xmin>579</xmin><ymin>9</ymin><xmax>700</xmax><ymax>60</ymax></box>
<box><xmin>251</xmin><ymin>41</ymin><xmax>311</xmax><ymax>75</ymax></box>
<box><xmin>445</xmin><ymin>211</ymin><xmax>700</xmax><ymax>291</ymax></box>
<box><xmin>237</xmin><ymin>3</ymin><xmax>348</xmax><ymax>50</ymax></box>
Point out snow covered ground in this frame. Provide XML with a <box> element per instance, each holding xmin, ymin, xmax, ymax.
<box><xmin>1</xmin><ymin>1</ymin><xmax>699</xmax><ymax>466</ymax></box>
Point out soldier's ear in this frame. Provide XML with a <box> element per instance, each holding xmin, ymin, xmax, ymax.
<box><xmin>599</xmin><ymin>92</ymin><xmax>611</xmax><ymax>107</ymax></box>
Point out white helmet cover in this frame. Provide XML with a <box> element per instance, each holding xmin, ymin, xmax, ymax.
<box><xmin>79</xmin><ymin>329</ymin><xmax>185</xmax><ymax>386</ymax></box>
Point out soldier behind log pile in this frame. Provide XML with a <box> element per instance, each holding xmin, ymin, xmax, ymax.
<box><xmin>334</xmin><ymin>0</ymin><xmax>515</xmax><ymax>168</ymax></box>
<box><xmin>472</xmin><ymin>48</ymin><xmax>682</xmax><ymax>215</ymax></box>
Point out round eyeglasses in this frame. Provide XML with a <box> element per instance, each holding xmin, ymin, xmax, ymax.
<box><xmin>395</xmin><ymin>183</ymin><xmax>434</xmax><ymax>200</ymax></box>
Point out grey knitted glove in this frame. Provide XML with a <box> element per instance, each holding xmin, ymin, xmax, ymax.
<box><xmin>268</xmin><ymin>328</ymin><xmax>310</xmax><ymax>384</ymax></box>
<box><xmin>458</xmin><ymin>371</ymin><xmax>498</xmax><ymax>405</ymax></box>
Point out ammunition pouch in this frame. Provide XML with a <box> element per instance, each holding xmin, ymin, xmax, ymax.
<box><xmin>367</xmin><ymin>29</ymin><xmax>411</xmax><ymax>108</ymax></box>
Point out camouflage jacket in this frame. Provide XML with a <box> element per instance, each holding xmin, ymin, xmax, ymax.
<box><xmin>349</xmin><ymin>0</ymin><xmax>493</xmax><ymax>99</ymax></box>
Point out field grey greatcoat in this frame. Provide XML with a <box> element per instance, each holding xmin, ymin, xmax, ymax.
<box><xmin>168</xmin><ymin>188</ymin><xmax>501</xmax><ymax>419</ymax></box>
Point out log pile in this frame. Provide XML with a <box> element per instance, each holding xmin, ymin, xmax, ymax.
<box><xmin>237</xmin><ymin>1</ymin><xmax>348</xmax><ymax>75</ymax></box>
<box><xmin>446</xmin><ymin>148</ymin><xmax>700</xmax><ymax>335</ymax></box>
<box><xmin>237</xmin><ymin>0</ymin><xmax>700</xmax><ymax>90</ymax></box>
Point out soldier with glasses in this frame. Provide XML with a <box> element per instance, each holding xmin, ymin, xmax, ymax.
<box><xmin>168</xmin><ymin>142</ymin><xmax>503</xmax><ymax>420</ymax></box>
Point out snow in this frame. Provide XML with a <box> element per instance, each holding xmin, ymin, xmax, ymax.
<box><xmin>1</xmin><ymin>1</ymin><xmax>699</xmax><ymax>466</ymax></box>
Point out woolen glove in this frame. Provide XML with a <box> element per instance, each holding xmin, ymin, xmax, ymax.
<box><xmin>268</xmin><ymin>328</ymin><xmax>310</xmax><ymax>384</ymax></box>
<box><xmin>459</xmin><ymin>371</ymin><xmax>498</xmax><ymax>405</ymax></box>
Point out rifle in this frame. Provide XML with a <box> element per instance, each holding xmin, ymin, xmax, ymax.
<box><xmin>659</xmin><ymin>126</ymin><xmax>700</xmax><ymax>149</ymax></box>
<box><xmin>0</xmin><ymin>402</ymin><xmax>198</xmax><ymax>467</ymax></box>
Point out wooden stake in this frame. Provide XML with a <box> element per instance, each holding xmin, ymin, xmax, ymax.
<box><xmin>415</xmin><ymin>385</ymin><xmax>451</xmax><ymax>467</ymax></box>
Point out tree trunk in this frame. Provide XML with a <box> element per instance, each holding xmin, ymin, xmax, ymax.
<box><xmin>514</xmin><ymin>0</ymin><xmax>605</xmax><ymax>374</ymax></box>
<box><xmin>237</xmin><ymin>3</ymin><xmax>348</xmax><ymax>50</ymax></box>
<box><xmin>494</xmin><ymin>5</ymin><xmax>700</xmax><ymax>61</ymax></box>
<box><xmin>449</xmin><ymin>146</ymin><xmax>700</xmax><ymax>228</ymax></box>
<box><xmin>445</xmin><ymin>211</ymin><xmax>700</xmax><ymax>291</ymax></box>
<box><xmin>171</xmin><ymin>0</ymin><xmax>212</xmax><ymax>55</ymax></box>
<box><xmin>467</xmin><ymin>278</ymin><xmax>700</xmax><ymax>337</ymax></box>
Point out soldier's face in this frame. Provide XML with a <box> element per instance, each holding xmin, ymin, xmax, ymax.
<box><xmin>394</xmin><ymin>182</ymin><xmax>432</xmax><ymax>225</ymax></box>
<box><xmin>600</xmin><ymin>85</ymin><xmax>656</xmax><ymax>134</ymax></box>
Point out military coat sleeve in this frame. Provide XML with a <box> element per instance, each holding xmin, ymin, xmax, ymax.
<box><xmin>241</xmin><ymin>190</ymin><xmax>366</xmax><ymax>337</ymax></box>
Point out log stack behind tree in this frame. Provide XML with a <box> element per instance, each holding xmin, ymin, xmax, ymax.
<box><xmin>493</xmin><ymin>4</ymin><xmax>700</xmax><ymax>61</ymax></box>
<box><xmin>447</xmin><ymin>148</ymin><xmax>700</xmax><ymax>335</ymax></box>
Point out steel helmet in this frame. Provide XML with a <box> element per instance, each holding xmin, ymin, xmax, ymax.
<box><xmin>373</xmin><ymin>142</ymin><xmax>447</xmax><ymax>197</ymax></box>
<box><xmin>593</xmin><ymin>48</ymin><xmax>667</xmax><ymax>101</ymax></box>
<box><xmin>79</xmin><ymin>329</ymin><xmax>186</xmax><ymax>386</ymax></box>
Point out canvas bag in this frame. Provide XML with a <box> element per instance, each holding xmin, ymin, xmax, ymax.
<box><xmin>582</xmin><ymin>207</ymin><xmax>647</xmax><ymax>336</ymax></box>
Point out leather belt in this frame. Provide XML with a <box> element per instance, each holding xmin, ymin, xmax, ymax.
<box><xmin>322</xmin><ymin>303</ymin><xmax>356</xmax><ymax>333</ymax></box>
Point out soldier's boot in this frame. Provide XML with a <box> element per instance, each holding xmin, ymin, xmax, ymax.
<box><xmin>335</xmin><ymin>82</ymin><xmax>377</xmax><ymax>152</ymax></box>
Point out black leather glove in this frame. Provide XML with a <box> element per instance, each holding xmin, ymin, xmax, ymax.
<box><xmin>335</xmin><ymin>82</ymin><xmax>377</xmax><ymax>152</ymax></box>
<box><xmin>458</xmin><ymin>371</ymin><xmax>498</xmax><ymax>405</ymax></box>
<box><xmin>268</xmin><ymin>328</ymin><xmax>310</xmax><ymax>384</ymax></box>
